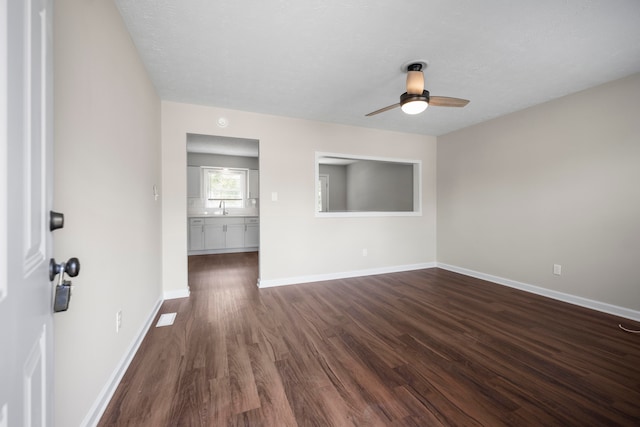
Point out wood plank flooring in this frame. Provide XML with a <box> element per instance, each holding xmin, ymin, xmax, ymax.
<box><xmin>99</xmin><ymin>253</ymin><xmax>640</xmax><ymax>426</ymax></box>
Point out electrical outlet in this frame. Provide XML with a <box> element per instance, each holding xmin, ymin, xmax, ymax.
<box><xmin>116</xmin><ymin>310</ymin><xmax>122</xmax><ymax>333</ymax></box>
<box><xmin>362</xmin><ymin>248</ymin><xmax>368</xmax><ymax>257</ymax></box>
<box><xmin>553</xmin><ymin>264</ymin><xmax>562</xmax><ymax>276</ymax></box>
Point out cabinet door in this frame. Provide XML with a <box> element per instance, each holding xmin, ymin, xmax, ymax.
<box><xmin>187</xmin><ymin>166</ymin><xmax>201</xmax><ymax>198</ymax></box>
<box><xmin>245</xmin><ymin>224</ymin><xmax>259</xmax><ymax>247</ymax></box>
<box><xmin>226</xmin><ymin>224</ymin><xmax>245</xmax><ymax>248</ymax></box>
<box><xmin>248</xmin><ymin>169</ymin><xmax>259</xmax><ymax>199</ymax></box>
<box><xmin>189</xmin><ymin>225</ymin><xmax>204</xmax><ymax>250</ymax></box>
<box><xmin>204</xmin><ymin>224</ymin><xmax>225</xmax><ymax>249</ymax></box>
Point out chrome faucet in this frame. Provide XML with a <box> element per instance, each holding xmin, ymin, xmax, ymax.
<box><xmin>219</xmin><ymin>200</ymin><xmax>228</xmax><ymax>215</ymax></box>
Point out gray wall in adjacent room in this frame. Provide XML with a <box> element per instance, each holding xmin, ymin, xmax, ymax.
<box><xmin>347</xmin><ymin>161</ymin><xmax>413</xmax><ymax>211</ymax></box>
<box><xmin>187</xmin><ymin>152</ymin><xmax>258</xmax><ymax>169</ymax></box>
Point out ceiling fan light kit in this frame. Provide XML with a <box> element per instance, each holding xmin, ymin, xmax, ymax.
<box><xmin>400</xmin><ymin>91</ymin><xmax>429</xmax><ymax>114</ymax></box>
<box><xmin>366</xmin><ymin>61</ymin><xmax>469</xmax><ymax>117</ymax></box>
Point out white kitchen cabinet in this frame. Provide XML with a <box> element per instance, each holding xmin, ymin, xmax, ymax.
<box><xmin>247</xmin><ymin>169</ymin><xmax>259</xmax><ymax>199</ymax></box>
<box><xmin>226</xmin><ymin>224</ymin><xmax>245</xmax><ymax>248</ymax></box>
<box><xmin>189</xmin><ymin>218</ymin><xmax>204</xmax><ymax>250</ymax></box>
<box><xmin>244</xmin><ymin>217</ymin><xmax>259</xmax><ymax>247</ymax></box>
<box><xmin>189</xmin><ymin>216</ymin><xmax>259</xmax><ymax>254</ymax></box>
<box><xmin>187</xmin><ymin>166</ymin><xmax>201</xmax><ymax>198</ymax></box>
<box><xmin>204</xmin><ymin>222</ymin><xmax>225</xmax><ymax>249</ymax></box>
<box><xmin>204</xmin><ymin>217</ymin><xmax>244</xmax><ymax>250</ymax></box>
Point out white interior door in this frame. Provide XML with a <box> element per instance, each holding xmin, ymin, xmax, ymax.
<box><xmin>0</xmin><ymin>0</ymin><xmax>55</xmax><ymax>425</ymax></box>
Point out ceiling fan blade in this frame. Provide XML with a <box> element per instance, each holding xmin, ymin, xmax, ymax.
<box><xmin>365</xmin><ymin>103</ymin><xmax>400</xmax><ymax>116</ymax></box>
<box><xmin>429</xmin><ymin>96</ymin><xmax>470</xmax><ymax>107</ymax></box>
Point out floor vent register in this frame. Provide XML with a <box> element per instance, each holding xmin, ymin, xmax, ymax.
<box><xmin>156</xmin><ymin>312</ymin><xmax>177</xmax><ymax>327</ymax></box>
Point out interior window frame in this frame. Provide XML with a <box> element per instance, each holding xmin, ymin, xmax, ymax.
<box><xmin>314</xmin><ymin>151</ymin><xmax>422</xmax><ymax>218</ymax></box>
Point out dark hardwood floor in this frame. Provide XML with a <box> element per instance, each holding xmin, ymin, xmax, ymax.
<box><xmin>99</xmin><ymin>253</ymin><xmax>640</xmax><ymax>426</ymax></box>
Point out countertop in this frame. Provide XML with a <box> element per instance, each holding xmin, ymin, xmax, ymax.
<box><xmin>188</xmin><ymin>212</ymin><xmax>258</xmax><ymax>218</ymax></box>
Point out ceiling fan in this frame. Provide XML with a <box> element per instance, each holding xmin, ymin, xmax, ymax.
<box><xmin>366</xmin><ymin>61</ymin><xmax>469</xmax><ymax>117</ymax></box>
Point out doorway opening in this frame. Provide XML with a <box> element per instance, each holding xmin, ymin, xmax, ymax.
<box><xmin>186</xmin><ymin>134</ymin><xmax>260</xmax><ymax>284</ymax></box>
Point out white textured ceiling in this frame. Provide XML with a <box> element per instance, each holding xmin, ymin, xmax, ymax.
<box><xmin>115</xmin><ymin>0</ymin><xmax>640</xmax><ymax>137</ymax></box>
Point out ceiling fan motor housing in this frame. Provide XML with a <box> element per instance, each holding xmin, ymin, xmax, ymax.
<box><xmin>400</xmin><ymin>90</ymin><xmax>430</xmax><ymax>106</ymax></box>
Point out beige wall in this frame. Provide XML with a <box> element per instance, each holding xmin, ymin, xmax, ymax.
<box><xmin>54</xmin><ymin>0</ymin><xmax>162</xmax><ymax>426</ymax></box>
<box><xmin>438</xmin><ymin>73</ymin><xmax>640</xmax><ymax>313</ymax></box>
<box><xmin>161</xmin><ymin>101</ymin><xmax>437</xmax><ymax>293</ymax></box>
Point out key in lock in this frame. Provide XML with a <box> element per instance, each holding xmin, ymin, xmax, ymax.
<box><xmin>49</xmin><ymin>257</ymin><xmax>80</xmax><ymax>313</ymax></box>
<box><xmin>54</xmin><ymin>279</ymin><xmax>72</xmax><ymax>312</ymax></box>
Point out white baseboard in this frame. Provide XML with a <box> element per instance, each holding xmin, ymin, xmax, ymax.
<box><xmin>163</xmin><ymin>288</ymin><xmax>190</xmax><ymax>300</ymax></box>
<box><xmin>258</xmin><ymin>262</ymin><xmax>436</xmax><ymax>288</ymax></box>
<box><xmin>437</xmin><ymin>263</ymin><xmax>640</xmax><ymax>322</ymax></box>
<box><xmin>81</xmin><ymin>298</ymin><xmax>163</xmax><ymax>427</ymax></box>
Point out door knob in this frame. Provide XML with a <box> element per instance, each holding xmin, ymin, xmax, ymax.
<box><xmin>65</xmin><ymin>257</ymin><xmax>80</xmax><ymax>277</ymax></box>
<box><xmin>49</xmin><ymin>257</ymin><xmax>80</xmax><ymax>281</ymax></box>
